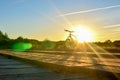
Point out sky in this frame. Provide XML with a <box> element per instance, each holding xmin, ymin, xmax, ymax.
<box><xmin>0</xmin><ymin>0</ymin><xmax>120</xmax><ymax>42</ymax></box>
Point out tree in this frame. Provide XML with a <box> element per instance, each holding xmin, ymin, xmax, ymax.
<box><xmin>0</xmin><ymin>30</ymin><xmax>4</xmax><ymax>40</ymax></box>
<box><xmin>104</xmin><ymin>40</ymin><xmax>113</xmax><ymax>48</ymax></box>
<box><xmin>0</xmin><ymin>30</ymin><xmax>10</xmax><ymax>49</ymax></box>
<box><xmin>113</xmin><ymin>40</ymin><xmax>120</xmax><ymax>47</ymax></box>
<box><xmin>41</xmin><ymin>39</ymin><xmax>56</xmax><ymax>49</ymax></box>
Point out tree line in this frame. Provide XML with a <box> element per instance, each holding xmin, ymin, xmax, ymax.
<box><xmin>0</xmin><ymin>30</ymin><xmax>120</xmax><ymax>52</ymax></box>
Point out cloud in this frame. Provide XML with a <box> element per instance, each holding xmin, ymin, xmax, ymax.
<box><xmin>103</xmin><ymin>24</ymin><xmax>120</xmax><ymax>29</ymax></box>
<box><xmin>59</xmin><ymin>5</ymin><xmax>120</xmax><ymax>16</ymax></box>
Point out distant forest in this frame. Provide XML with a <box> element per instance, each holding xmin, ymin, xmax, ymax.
<box><xmin>0</xmin><ymin>30</ymin><xmax>120</xmax><ymax>52</ymax></box>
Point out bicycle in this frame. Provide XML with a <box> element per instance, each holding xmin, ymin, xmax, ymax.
<box><xmin>64</xmin><ymin>29</ymin><xmax>78</xmax><ymax>49</ymax></box>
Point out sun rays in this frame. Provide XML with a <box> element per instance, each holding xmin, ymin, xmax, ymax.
<box><xmin>83</xmin><ymin>42</ymin><xmax>120</xmax><ymax>78</ymax></box>
<box><xmin>64</xmin><ymin>38</ymin><xmax>120</xmax><ymax>79</ymax></box>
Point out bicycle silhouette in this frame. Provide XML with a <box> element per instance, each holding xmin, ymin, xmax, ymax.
<box><xmin>65</xmin><ymin>29</ymin><xmax>78</xmax><ymax>49</ymax></box>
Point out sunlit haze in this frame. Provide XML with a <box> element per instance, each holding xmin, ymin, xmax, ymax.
<box><xmin>0</xmin><ymin>0</ymin><xmax>120</xmax><ymax>42</ymax></box>
<box><xmin>73</xmin><ymin>25</ymin><xmax>94</xmax><ymax>42</ymax></box>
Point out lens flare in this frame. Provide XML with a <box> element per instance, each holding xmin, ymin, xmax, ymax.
<box><xmin>12</xmin><ymin>42</ymin><xmax>32</xmax><ymax>52</ymax></box>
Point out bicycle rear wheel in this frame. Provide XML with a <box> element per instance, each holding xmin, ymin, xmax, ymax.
<box><xmin>65</xmin><ymin>35</ymin><xmax>78</xmax><ymax>49</ymax></box>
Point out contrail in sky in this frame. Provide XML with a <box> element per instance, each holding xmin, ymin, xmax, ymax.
<box><xmin>103</xmin><ymin>24</ymin><xmax>120</xmax><ymax>28</ymax></box>
<box><xmin>59</xmin><ymin>5</ymin><xmax>120</xmax><ymax>16</ymax></box>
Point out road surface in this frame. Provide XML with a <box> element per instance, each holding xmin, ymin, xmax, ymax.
<box><xmin>0</xmin><ymin>55</ymin><xmax>92</xmax><ymax>80</ymax></box>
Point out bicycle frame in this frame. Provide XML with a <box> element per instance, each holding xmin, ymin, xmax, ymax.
<box><xmin>65</xmin><ymin>29</ymin><xmax>78</xmax><ymax>49</ymax></box>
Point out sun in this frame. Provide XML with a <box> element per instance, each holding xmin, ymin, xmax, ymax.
<box><xmin>73</xmin><ymin>25</ymin><xmax>94</xmax><ymax>42</ymax></box>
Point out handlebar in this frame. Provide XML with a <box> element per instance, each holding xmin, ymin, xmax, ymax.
<box><xmin>64</xmin><ymin>29</ymin><xmax>74</xmax><ymax>33</ymax></box>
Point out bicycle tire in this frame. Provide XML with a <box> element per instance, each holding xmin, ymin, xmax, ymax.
<box><xmin>65</xmin><ymin>35</ymin><xmax>78</xmax><ymax>49</ymax></box>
